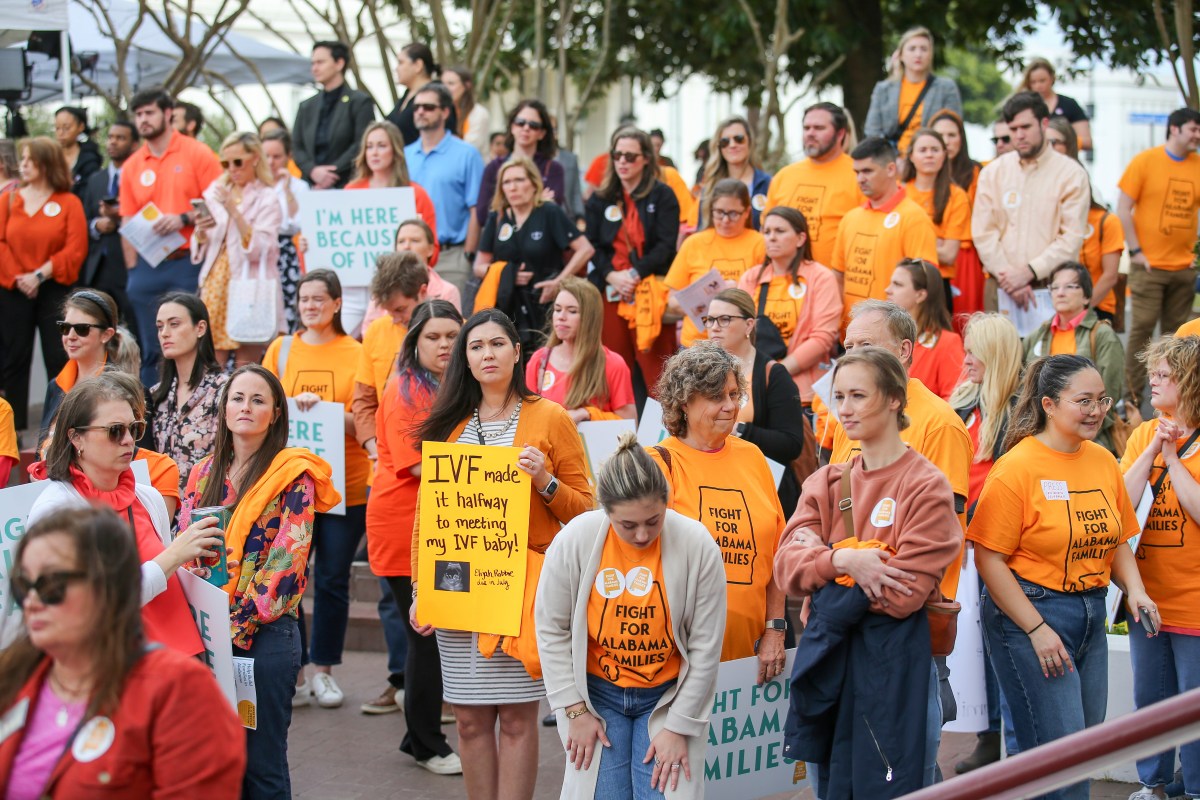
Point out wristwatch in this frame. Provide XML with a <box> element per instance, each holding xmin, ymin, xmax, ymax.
<box><xmin>180</xmin><ymin>211</ymin><xmax>192</xmax><ymax>228</ymax></box>
<box><xmin>565</xmin><ymin>705</ymin><xmax>589</xmax><ymax>720</ymax></box>
<box><xmin>538</xmin><ymin>475</ymin><xmax>560</xmax><ymax>500</ymax></box>
<box><xmin>764</xmin><ymin>618</ymin><xmax>787</xmax><ymax>632</ymax></box>
<box><xmin>1129</xmin><ymin>247</ymin><xmax>1143</xmax><ymax>257</ymax></box>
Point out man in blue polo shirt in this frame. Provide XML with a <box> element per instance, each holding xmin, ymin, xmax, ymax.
<box><xmin>403</xmin><ymin>82</ymin><xmax>484</xmax><ymax>297</ymax></box>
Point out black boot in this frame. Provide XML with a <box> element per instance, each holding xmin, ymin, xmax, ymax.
<box><xmin>954</xmin><ymin>731</ymin><xmax>1001</xmax><ymax>774</ymax></box>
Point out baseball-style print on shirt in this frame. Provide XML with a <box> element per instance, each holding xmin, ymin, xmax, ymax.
<box><xmin>700</xmin><ymin>486</ymin><xmax>757</xmax><ymax>585</ymax></box>
<box><xmin>586</xmin><ymin>530</ymin><xmax>680</xmax><ymax>688</ymax></box>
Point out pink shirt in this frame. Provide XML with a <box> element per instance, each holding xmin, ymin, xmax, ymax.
<box><xmin>5</xmin><ymin>680</ymin><xmax>86</xmax><ymax>800</ymax></box>
<box><xmin>360</xmin><ymin>267</ymin><xmax>462</xmax><ymax>331</ymax></box>
<box><xmin>526</xmin><ymin>345</ymin><xmax>635</xmax><ymax>412</ymax></box>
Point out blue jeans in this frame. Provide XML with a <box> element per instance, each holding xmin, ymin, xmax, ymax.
<box><xmin>1130</xmin><ymin>629</ymin><xmax>1200</xmax><ymax>796</ymax></box>
<box><xmin>587</xmin><ymin>674</ymin><xmax>674</xmax><ymax>800</ymax></box>
<box><xmin>308</xmin><ymin>505</ymin><xmax>366</xmax><ymax>666</ymax></box>
<box><xmin>982</xmin><ymin>578</ymin><xmax>1108</xmax><ymax>800</ymax></box>
<box><xmin>924</xmin><ymin>659</ymin><xmax>943</xmax><ymax>786</ymax></box>
<box><xmin>983</xmin><ymin>653</ymin><xmax>1020</xmax><ymax>754</ymax></box>
<box><xmin>127</xmin><ymin>253</ymin><xmax>201</xmax><ymax>385</ymax></box>
<box><xmin>243</xmin><ymin>616</ymin><xmax>302</xmax><ymax>800</ymax></box>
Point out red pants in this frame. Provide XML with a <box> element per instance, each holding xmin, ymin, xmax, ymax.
<box><xmin>602</xmin><ymin>298</ymin><xmax>676</xmax><ymax>398</ymax></box>
<box><xmin>951</xmin><ymin>246</ymin><xmax>985</xmax><ymax>334</ymax></box>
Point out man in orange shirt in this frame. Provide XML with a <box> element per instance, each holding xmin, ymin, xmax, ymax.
<box><xmin>831</xmin><ymin>137</ymin><xmax>938</xmax><ymax>324</ymax></box>
<box><xmin>1119</xmin><ymin>107</ymin><xmax>1200</xmax><ymax>406</ymax></box>
<box><xmin>765</xmin><ymin>102</ymin><xmax>864</xmax><ymax>267</ymax></box>
<box><xmin>120</xmin><ymin>87</ymin><xmax>222</xmax><ymax>385</ymax></box>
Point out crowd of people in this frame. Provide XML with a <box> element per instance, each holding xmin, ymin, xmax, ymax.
<box><xmin>0</xmin><ymin>23</ymin><xmax>1198</xmax><ymax>800</ymax></box>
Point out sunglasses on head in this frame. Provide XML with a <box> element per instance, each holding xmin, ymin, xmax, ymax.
<box><xmin>73</xmin><ymin>420</ymin><xmax>147</xmax><ymax>443</ymax></box>
<box><xmin>12</xmin><ymin>571</ymin><xmax>88</xmax><ymax>606</ymax></box>
<box><xmin>719</xmin><ymin>134</ymin><xmax>747</xmax><ymax>148</ymax></box>
<box><xmin>512</xmin><ymin>117</ymin><xmax>544</xmax><ymax>130</ymax></box>
<box><xmin>413</xmin><ymin>102</ymin><xmax>442</xmax><ymax>113</ymax></box>
<box><xmin>56</xmin><ymin>321</ymin><xmax>107</xmax><ymax>337</ymax></box>
<box><xmin>991</xmin><ymin>135</ymin><xmax>1011</xmax><ymax>144</ymax></box>
<box><xmin>219</xmin><ymin>157</ymin><xmax>246</xmax><ymax>169</ymax></box>
<box><xmin>611</xmin><ymin>151</ymin><xmax>641</xmax><ymax>164</ymax></box>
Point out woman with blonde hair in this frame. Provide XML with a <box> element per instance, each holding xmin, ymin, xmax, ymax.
<box><xmin>1017</xmin><ymin>57</ymin><xmax>1091</xmax><ymax>151</ymax></box>
<box><xmin>864</xmin><ymin>26</ymin><xmax>963</xmax><ymax>155</ymax></box>
<box><xmin>526</xmin><ymin>276</ymin><xmax>635</xmax><ymax>423</ymax></box>
<box><xmin>694</xmin><ymin>116</ymin><xmax>772</xmax><ymax>230</ymax></box>
<box><xmin>193</xmin><ymin>131</ymin><xmax>282</xmax><ymax>367</ymax></box>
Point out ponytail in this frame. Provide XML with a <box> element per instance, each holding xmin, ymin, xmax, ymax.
<box><xmin>1003</xmin><ymin>354</ymin><xmax>1094</xmax><ymax>452</ymax></box>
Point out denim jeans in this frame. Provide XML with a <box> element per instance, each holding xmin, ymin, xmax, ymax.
<box><xmin>982</xmin><ymin>578</ymin><xmax>1108</xmax><ymax>800</ymax></box>
<box><xmin>924</xmin><ymin>658</ymin><xmax>943</xmax><ymax>785</ymax></box>
<box><xmin>127</xmin><ymin>253</ymin><xmax>201</xmax><ymax>386</ymax></box>
<box><xmin>983</xmin><ymin>653</ymin><xmax>1020</xmax><ymax>754</ymax></box>
<box><xmin>242</xmin><ymin>616</ymin><xmax>302</xmax><ymax>800</ymax></box>
<box><xmin>1130</xmin><ymin>629</ymin><xmax>1200</xmax><ymax>796</ymax></box>
<box><xmin>309</xmin><ymin>505</ymin><xmax>366</xmax><ymax>666</ymax></box>
<box><xmin>587</xmin><ymin>674</ymin><xmax>675</xmax><ymax>800</ymax></box>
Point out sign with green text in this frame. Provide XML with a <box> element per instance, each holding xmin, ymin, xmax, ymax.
<box><xmin>299</xmin><ymin>187</ymin><xmax>418</xmax><ymax>286</ymax></box>
<box><xmin>286</xmin><ymin>399</ymin><xmax>346</xmax><ymax>515</ymax></box>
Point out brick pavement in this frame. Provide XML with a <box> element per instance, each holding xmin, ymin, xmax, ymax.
<box><xmin>287</xmin><ymin>651</ymin><xmax>1141</xmax><ymax>799</ymax></box>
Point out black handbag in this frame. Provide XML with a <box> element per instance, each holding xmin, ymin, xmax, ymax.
<box><xmin>755</xmin><ymin>283</ymin><xmax>788</xmax><ymax>360</ymax></box>
<box><xmin>884</xmin><ymin>76</ymin><xmax>935</xmax><ymax>148</ymax></box>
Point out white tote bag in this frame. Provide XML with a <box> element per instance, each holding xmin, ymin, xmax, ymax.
<box><xmin>225</xmin><ymin>254</ymin><xmax>279</xmax><ymax>344</ymax></box>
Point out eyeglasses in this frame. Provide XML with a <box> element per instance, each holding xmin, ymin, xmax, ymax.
<box><xmin>611</xmin><ymin>151</ymin><xmax>642</xmax><ymax>164</ymax></box>
<box><xmin>1050</xmin><ymin>283</ymin><xmax>1082</xmax><ymax>293</ymax></box>
<box><xmin>701</xmin><ymin>314</ymin><xmax>751</xmax><ymax>329</ymax></box>
<box><xmin>719</xmin><ymin>134</ymin><xmax>747</xmax><ymax>148</ymax></box>
<box><xmin>56</xmin><ymin>321</ymin><xmax>107</xmax><ymax>337</ymax></box>
<box><xmin>1062</xmin><ymin>396</ymin><xmax>1114</xmax><ymax>413</ymax></box>
<box><xmin>11</xmin><ymin>571</ymin><xmax>88</xmax><ymax>606</ymax></box>
<box><xmin>219</xmin><ymin>157</ymin><xmax>246</xmax><ymax>170</ymax></box>
<box><xmin>1048</xmin><ymin>139</ymin><xmax>1068</xmax><ymax>150</ymax></box>
<box><xmin>512</xmin><ymin>118</ymin><xmax>544</xmax><ymax>130</ymax></box>
<box><xmin>991</xmin><ymin>135</ymin><xmax>1011</xmax><ymax>145</ymax></box>
<box><xmin>1148</xmin><ymin>370</ymin><xmax>1174</xmax><ymax>383</ymax></box>
<box><xmin>413</xmin><ymin>102</ymin><xmax>442</xmax><ymax>113</ymax></box>
<box><xmin>712</xmin><ymin>208</ymin><xmax>746</xmax><ymax>221</ymax></box>
<box><xmin>72</xmin><ymin>420</ymin><xmax>148</xmax><ymax>442</ymax></box>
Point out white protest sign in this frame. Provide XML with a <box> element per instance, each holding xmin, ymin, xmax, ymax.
<box><xmin>178</xmin><ymin>569</ymin><xmax>237</xmax><ymax>712</ymax></box>
<box><xmin>670</xmin><ymin>268</ymin><xmax>725</xmax><ymax>332</ymax></box>
<box><xmin>286</xmin><ymin>399</ymin><xmax>346</xmax><ymax>515</ymax></box>
<box><xmin>705</xmin><ymin>649</ymin><xmax>807</xmax><ymax>799</ymax></box>
<box><xmin>131</xmin><ymin>458</ymin><xmax>151</xmax><ymax>486</ymax></box>
<box><xmin>299</xmin><ymin>187</ymin><xmax>417</xmax><ymax>286</ymax></box>
<box><xmin>577</xmin><ymin>419</ymin><xmax>637</xmax><ymax>484</ymax></box>
<box><xmin>943</xmin><ymin>556</ymin><xmax>988</xmax><ymax>733</ymax></box>
<box><xmin>0</xmin><ymin>482</ymin><xmax>49</xmax><ymax>649</ymax></box>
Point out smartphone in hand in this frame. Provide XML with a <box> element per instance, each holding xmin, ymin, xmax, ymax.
<box><xmin>190</xmin><ymin>198</ymin><xmax>211</xmax><ymax>218</ymax></box>
<box><xmin>1139</xmin><ymin>607</ymin><xmax>1159</xmax><ymax>636</ymax></box>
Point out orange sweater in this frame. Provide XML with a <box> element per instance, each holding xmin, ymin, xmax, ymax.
<box><xmin>0</xmin><ymin>190</ymin><xmax>87</xmax><ymax>288</ymax></box>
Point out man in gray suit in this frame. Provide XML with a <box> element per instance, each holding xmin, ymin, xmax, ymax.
<box><xmin>292</xmin><ymin>41</ymin><xmax>375</xmax><ymax>190</ymax></box>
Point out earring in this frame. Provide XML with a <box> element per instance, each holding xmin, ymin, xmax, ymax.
<box><xmin>77</xmin><ymin>447</ymin><xmax>83</xmax><ymax>458</ymax></box>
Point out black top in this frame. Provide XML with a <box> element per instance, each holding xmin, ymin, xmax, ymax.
<box><xmin>475</xmin><ymin>154</ymin><xmax>567</xmax><ymax>226</ymax></box>
<box><xmin>583</xmin><ymin>182</ymin><xmax>680</xmax><ymax>290</ymax></box>
<box><xmin>745</xmin><ymin>350</ymin><xmax>805</xmax><ymax>516</ymax></box>
<box><xmin>70</xmin><ymin>139</ymin><xmax>103</xmax><ymax>198</ymax></box>
<box><xmin>313</xmin><ymin>83</ymin><xmax>347</xmax><ymax>164</ymax></box>
<box><xmin>387</xmin><ymin>91</ymin><xmax>460</xmax><ymax>146</ymax></box>
<box><xmin>1052</xmin><ymin>93</ymin><xmax>1088</xmax><ymax>123</ymax></box>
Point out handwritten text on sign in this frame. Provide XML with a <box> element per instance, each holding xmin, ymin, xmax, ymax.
<box><xmin>417</xmin><ymin>441</ymin><xmax>531</xmax><ymax>636</ymax></box>
<box><xmin>298</xmin><ymin>187</ymin><xmax>418</xmax><ymax>286</ymax></box>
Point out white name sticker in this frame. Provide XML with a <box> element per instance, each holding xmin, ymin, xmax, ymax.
<box><xmin>1041</xmin><ymin>480</ymin><xmax>1069</xmax><ymax>501</ymax></box>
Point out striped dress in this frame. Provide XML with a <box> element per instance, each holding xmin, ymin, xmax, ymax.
<box><xmin>435</xmin><ymin>413</ymin><xmax>546</xmax><ymax>705</ymax></box>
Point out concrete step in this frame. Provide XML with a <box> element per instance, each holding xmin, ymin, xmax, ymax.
<box><xmin>300</xmin><ymin>597</ymin><xmax>388</xmax><ymax>654</ymax></box>
<box><xmin>350</xmin><ymin>562</ymin><xmax>382</xmax><ymax>604</ymax></box>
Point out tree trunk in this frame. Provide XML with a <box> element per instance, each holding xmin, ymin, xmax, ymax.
<box><xmin>837</xmin><ymin>0</ymin><xmax>883</xmax><ymax>135</ymax></box>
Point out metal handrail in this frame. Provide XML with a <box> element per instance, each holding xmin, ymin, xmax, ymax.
<box><xmin>901</xmin><ymin>686</ymin><xmax>1200</xmax><ymax>800</ymax></box>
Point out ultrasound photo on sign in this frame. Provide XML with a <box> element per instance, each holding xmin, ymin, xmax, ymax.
<box><xmin>435</xmin><ymin>560</ymin><xmax>470</xmax><ymax>592</ymax></box>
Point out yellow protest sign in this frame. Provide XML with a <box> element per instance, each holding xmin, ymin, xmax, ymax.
<box><xmin>416</xmin><ymin>441</ymin><xmax>531</xmax><ymax>636</ymax></box>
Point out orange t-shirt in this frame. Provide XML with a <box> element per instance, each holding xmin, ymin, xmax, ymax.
<box><xmin>585</xmin><ymin>153</ymin><xmax>609</xmax><ymax>188</ymax></box>
<box><xmin>811</xmin><ymin>393</ymin><xmax>837</xmax><ymax>452</ymax></box>
<box><xmin>831</xmin><ymin>189</ymin><xmax>939</xmax><ymax>325</ymax></box>
<box><xmin>764</xmin><ymin>153</ymin><xmax>863</xmax><ymax>268</ymax></box>
<box><xmin>0</xmin><ymin>396</ymin><xmax>17</xmax><ymax>462</ymax></box>
<box><xmin>904</xmin><ymin>181</ymin><xmax>971</xmax><ymax>278</ymax></box>
<box><xmin>969</xmin><ymin>435</ymin><xmax>1138</xmax><ymax>592</ymax></box>
<box><xmin>1117</xmin><ymin>146</ymin><xmax>1200</xmax><ymax>270</ymax></box>
<box><xmin>737</xmin><ymin>269</ymin><xmax>805</xmax><ymax>344</ymax></box>
<box><xmin>586</xmin><ymin>529</ymin><xmax>681</xmax><ymax>688</ymax></box>
<box><xmin>1050</xmin><ymin>327</ymin><xmax>1077</xmax><ymax>355</ymax></box>
<box><xmin>1120</xmin><ymin>419</ymin><xmax>1200</xmax><ymax>629</ymax></box>
<box><xmin>1177</xmin><ymin>317</ymin><xmax>1200</xmax><ymax>338</ymax></box>
<box><xmin>356</xmin><ymin>316</ymin><xmax>408</xmax><ymax>395</ymax></box>
<box><xmin>665</xmin><ymin>228</ymin><xmax>766</xmax><ymax>346</ymax></box>
<box><xmin>265</xmin><ymin>334</ymin><xmax>370</xmax><ymax>506</ymax></box>
<box><xmin>0</xmin><ymin>191</ymin><xmax>88</xmax><ymax>288</ymax></box>
<box><xmin>896</xmin><ymin>78</ymin><xmax>927</xmax><ymax>155</ymax></box>
<box><xmin>661</xmin><ymin>166</ymin><xmax>695</xmax><ymax>225</ymax></box>
<box><xmin>909</xmin><ymin>329</ymin><xmax>965</xmax><ymax>401</ymax></box>
<box><xmin>1080</xmin><ymin>207</ymin><xmax>1123</xmax><ymax>315</ymax></box>
<box><xmin>134</xmin><ymin>448</ymin><xmax>181</xmax><ymax>502</ymax></box>
<box><xmin>648</xmin><ymin>436</ymin><xmax>786</xmax><ymax>661</ymax></box>
<box><xmin>366</xmin><ymin>375</ymin><xmax>430</xmax><ymax>577</ymax></box>
<box><xmin>119</xmin><ymin>131</ymin><xmax>223</xmax><ymax>244</ymax></box>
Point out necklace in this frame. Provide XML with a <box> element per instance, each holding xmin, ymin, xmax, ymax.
<box><xmin>48</xmin><ymin>671</ymin><xmax>88</xmax><ymax>728</ymax></box>
<box><xmin>473</xmin><ymin>400</ymin><xmax>522</xmax><ymax>441</ymax></box>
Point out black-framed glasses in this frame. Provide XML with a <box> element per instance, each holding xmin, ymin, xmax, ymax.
<box><xmin>413</xmin><ymin>102</ymin><xmax>442</xmax><ymax>113</ymax></box>
<box><xmin>56</xmin><ymin>321</ymin><xmax>107</xmax><ymax>337</ymax></box>
<box><xmin>512</xmin><ymin>117</ymin><xmax>544</xmax><ymax>130</ymax></box>
<box><xmin>219</xmin><ymin>157</ymin><xmax>245</xmax><ymax>170</ymax></box>
<box><xmin>611</xmin><ymin>151</ymin><xmax>642</xmax><ymax>164</ymax></box>
<box><xmin>702</xmin><ymin>314</ymin><xmax>751</xmax><ymax>329</ymax></box>
<box><xmin>11</xmin><ymin>571</ymin><xmax>88</xmax><ymax>606</ymax></box>
<box><xmin>712</xmin><ymin>208</ymin><xmax>746</xmax><ymax>221</ymax></box>
<box><xmin>719</xmin><ymin>134</ymin><xmax>747</xmax><ymax>148</ymax></box>
<box><xmin>72</xmin><ymin>420</ymin><xmax>147</xmax><ymax>442</ymax></box>
<box><xmin>991</xmin><ymin>135</ymin><xmax>1011</xmax><ymax>145</ymax></box>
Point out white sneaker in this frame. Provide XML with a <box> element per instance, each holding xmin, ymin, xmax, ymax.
<box><xmin>1127</xmin><ymin>790</ymin><xmax>1163</xmax><ymax>800</ymax></box>
<box><xmin>292</xmin><ymin>679</ymin><xmax>313</xmax><ymax>708</ymax></box>
<box><xmin>417</xmin><ymin>752</ymin><xmax>463</xmax><ymax>775</ymax></box>
<box><xmin>311</xmin><ymin>673</ymin><xmax>344</xmax><ymax>708</ymax></box>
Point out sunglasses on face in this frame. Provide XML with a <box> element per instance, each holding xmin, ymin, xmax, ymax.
<box><xmin>611</xmin><ymin>151</ymin><xmax>642</xmax><ymax>164</ymax></box>
<box><xmin>12</xmin><ymin>571</ymin><xmax>88</xmax><ymax>606</ymax></box>
<box><xmin>991</xmin><ymin>135</ymin><xmax>1011</xmax><ymax>145</ymax></box>
<box><xmin>219</xmin><ymin>157</ymin><xmax>246</xmax><ymax>170</ymax></box>
<box><xmin>56</xmin><ymin>321</ymin><xmax>106</xmax><ymax>337</ymax></box>
<box><xmin>512</xmin><ymin>118</ymin><xmax>544</xmax><ymax>130</ymax></box>
<box><xmin>719</xmin><ymin>134</ymin><xmax>747</xmax><ymax>148</ymax></box>
<box><xmin>413</xmin><ymin>102</ymin><xmax>442</xmax><ymax>113</ymax></box>
<box><xmin>73</xmin><ymin>420</ymin><xmax>147</xmax><ymax>442</ymax></box>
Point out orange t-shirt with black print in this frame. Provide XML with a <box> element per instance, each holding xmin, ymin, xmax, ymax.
<box><xmin>896</xmin><ymin>78</ymin><xmax>927</xmax><ymax>155</ymax></box>
<box><xmin>1080</xmin><ymin>207</ymin><xmax>1123</xmax><ymax>315</ymax></box>
<box><xmin>765</xmin><ymin>153</ymin><xmax>863</xmax><ymax>268</ymax></box>
<box><xmin>905</xmin><ymin>181</ymin><xmax>971</xmax><ymax>278</ymax></box>
<box><xmin>1120</xmin><ymin>419</ymin><xmax>1200</xmax><ymax>630</ymax></box>
<box><xmin>648</xmin><ymin>436</ymin><xmax>786</xmax><ymax>661</ymax></box>
<box><xmin>969</xmin><ymin>435</ymin><xmax>1138</xmax><ymax>592</ymax></box>
<box><xmin>1117</xmin><ymin>145</ymin><xmax>1200</xmax><ymax>270</ymax></box>
<box><xmin>265</xmin><ymin>333</ymin><xmax>370</xmax><ymax>507</ymax></box>
<box><xmin>737</xmin><ymin>269</ymin><xmax>804</xmax><ymax>344</ymax></box>
<box><xmin>586</xmin><ymin>529</ymin><xmax>681</xmax><ymax>688</ymax></box>
<box><xmin>665</xmin><ymin>227</ymin><xmax>766</xmax><ymax>346</ymax></box>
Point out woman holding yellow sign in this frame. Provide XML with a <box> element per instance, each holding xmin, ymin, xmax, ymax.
<box><xmin>411</xmin><ymin>308</ymin><xmax>592</xmax><ymax>800</ymax></box>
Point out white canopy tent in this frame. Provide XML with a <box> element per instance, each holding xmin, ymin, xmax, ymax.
<box><xmin>0</xmin><ymin>0</ymin><xmax>71</xmax><ymax>100</ymax></box>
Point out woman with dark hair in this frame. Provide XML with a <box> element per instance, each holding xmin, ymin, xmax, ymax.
<box><xmin>180</xmin><ymin>364</ymin><xmax>341</xmax><ymax>799</ymax></box>
<box><xmin>665</xmin><ymin>178</ymin><xmax>764</xmax><ymax>347</ymax></box>
<box><xmin>928</xmin><ymin>109</ymin><xmax>985</xmax><ymax>319</ymax></box>
<box><xmin>475</xmin><ymin>99</ymin><xmax>567</xmax><ymax>228</ymax></box>
<box><xmin>263</xmin><ymin>269</ymin><xmax>369</xmax><ymax>710</ymax></box>
<box><xmin>387</xmin><ymin>43</ymin><xmax>458</xmax><ymax>145</ymax></box>
<box><xmin>53</xmin><ymin>106</ymin><xmax>102</xmax><ymax>196</ymax></box>
<box><xmin>970</xmin><ymin>354</ymin><xmax>1153</xmax><ymax>800</ymax></box>
<box><xmin>737</xmin><ymin>207</ymin><xmax>841</xmax><ymax>407</ymax></box>
<box><xmin>442</xmin><ymin>66</ymin><xmax>490</xmax><ymax>155</ymax></box>
<box><xmin>0</xmin><ymin>136</ymin><xmax>87</xmax><ymax>431</ymax></box>
<box><xmin>152</xmin><ymin>292</ymin><xmax>229</xmax><ymax>497</ymax></box>
<box><xmin>369</xmin><ymin>299</ymin><xmax>464</xmax><ymax>774</ymax></box>
<box><xmin>40</xmin><ymin>289</ymin><xmax>122</xmax><ymax>439</ymax></box>
<box><xmin>886</xmin><ymin>258</ymin><xmax>964</xmax><ymax>400</ymax></box>
<box><xmin>901</xmin><ymin>128</ymin><xmax>970</xmax><ymax>306</ymax></box>
<box><xmin>411</xmin><ymin>309</ymin><xmax>592</xmax><ymax>800</ymax></box>
<box><xmin>0</xmin><ymin>507</ymin><xmax>245</xmax><ymax>797</ymax></box>
<box><xmin>694</xmin><ymin>116</ymin><xmax>772</xmax><ymax>231</ymax></box>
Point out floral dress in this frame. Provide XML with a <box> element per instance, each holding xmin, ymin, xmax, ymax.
<box><xmin>152</xmin><ymin>370</ymin><xmax>229</xmax><ymax>497</ymax></box>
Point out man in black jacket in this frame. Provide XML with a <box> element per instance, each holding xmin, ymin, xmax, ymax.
<box><xmin>292</xmin><ymin>41</ymin><xmax>375</xmax><ymax>190</ymax></box>
<box><xmin>80</xmin><ymin>119</ymin><xmax>139</xmax><ymax>330</ymax></box>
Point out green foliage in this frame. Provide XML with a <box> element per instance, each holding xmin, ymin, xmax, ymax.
<box><xmin>942</xmin><ymin>47</ymin><xmax>1012</xmax><ymax>126</ymax></box>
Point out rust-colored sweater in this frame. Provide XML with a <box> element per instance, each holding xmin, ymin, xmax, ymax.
<box><xmin>774</xmin><ymin>447</ymin><xmax>960</xmax><ymax>618</ymax></box>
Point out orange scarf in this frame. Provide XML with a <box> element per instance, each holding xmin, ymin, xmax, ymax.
<box><xmin>832</xmin><ymin>537</ymin><xmax>897</xmax><ymax>588</ymax></box>
<box><xmin>616</xmin><ymin>276</ymin><xmax>669</xmax><ymax>352</ymax></box>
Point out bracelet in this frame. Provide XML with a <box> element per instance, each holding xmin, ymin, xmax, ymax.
<box><xmin>1025</xmin><ymin>620</ymin><xmax>1046</xmax><ymax>636</ymax></box>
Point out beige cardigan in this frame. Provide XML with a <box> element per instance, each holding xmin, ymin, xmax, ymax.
<box><xmin>535</xmin><ymin>508</ymin><xmax>727</xmax><ymax>800</ymax></box>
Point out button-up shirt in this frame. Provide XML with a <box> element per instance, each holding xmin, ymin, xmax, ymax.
<box><xmin>404</xmin><ymin>131</ymin><xmax>483</xmax><ymax>245</ymax></box>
